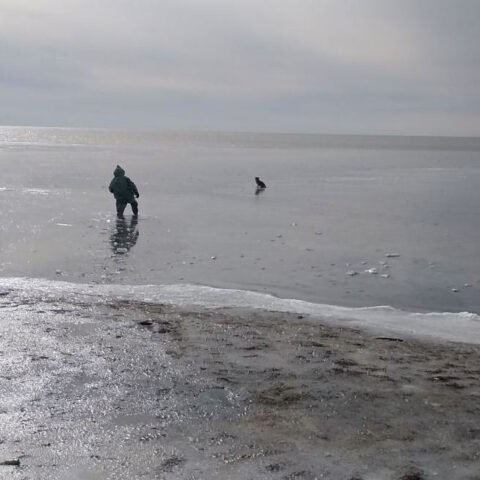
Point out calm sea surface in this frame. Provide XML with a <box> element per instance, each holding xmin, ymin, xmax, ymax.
<box><xmin>1</xmin><ymin>126</ymin><xmax>480</xmax><ymax>313</ymax></box>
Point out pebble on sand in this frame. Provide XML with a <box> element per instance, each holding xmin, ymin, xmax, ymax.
<box><xmin>364</xmin><ymin>268</ymin><xmax>378</xmax><ymax>274</ymax></box>
<box><xmin>385</xmin><ymin>253</ymin><xmax>401</xmax><ymax>258</ymax></box>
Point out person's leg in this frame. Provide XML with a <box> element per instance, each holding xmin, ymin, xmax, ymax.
<box><xmin>116</xmin><ymin>200</ymin><xmax>127</xmax><ymax>217</ymax></box>
<box><xmin>131</xmin><ymin>200</ymin><xmax>138</xmax><ymax>216</ymax></box>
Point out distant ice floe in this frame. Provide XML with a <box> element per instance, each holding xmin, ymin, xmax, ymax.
<box><xmin>23</xmin><ymin>188</ymin><xmax>50</xmax><ymax>195</ymax></box>
<box><xmin>0</xmin><ymin>187</ymin><xmax>52</xmax><ymax>195</ymax></box>
<box><xmin>1</xmin><ymin>277</ymin><xmax>480</xmax><ymax>345</ymax></box>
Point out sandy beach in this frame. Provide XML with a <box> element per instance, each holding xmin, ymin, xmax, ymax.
<box><xmin>1</xmin><ymin>291</ymin><xmax>479</xmax><ymax>479</ymax></box>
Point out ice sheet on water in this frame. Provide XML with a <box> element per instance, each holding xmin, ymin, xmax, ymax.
<box><xmin>22</xmin><ymin>188</ymin><xmax>50</xmax><ymax>195</ymax></box>
<box><xmin>1</xmin><ymin>277</ymin><xmax>480</xmax><ymax>345</ymax></box>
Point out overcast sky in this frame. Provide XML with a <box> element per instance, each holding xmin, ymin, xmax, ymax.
<box><xmin>0</xmin><ymin>0</ymin><xmax>479</xmax><ymax>135</ymax></box>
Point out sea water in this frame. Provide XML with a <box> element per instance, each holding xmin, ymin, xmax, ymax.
<box><xmin>1</xmin><ymin>126</ymin><xmax>480</xmax><ymax>342</ymax></box>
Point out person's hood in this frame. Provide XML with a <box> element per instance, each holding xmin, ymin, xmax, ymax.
<box><xmin>114</xmin><ymin>165</ymin><xmax>125</xmax><ymax>177</ymax></box>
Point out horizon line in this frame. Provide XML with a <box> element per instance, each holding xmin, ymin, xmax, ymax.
<box><xmin>0</xmin><ymin>124</ymin><xmax>479</xmax><ymax>141</ymax></box>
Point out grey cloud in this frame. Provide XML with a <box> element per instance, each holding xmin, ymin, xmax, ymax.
<box><xmin>0</xmin><ymin>0</ymin><xmax>479</xmax><ymax>135</ymax></box>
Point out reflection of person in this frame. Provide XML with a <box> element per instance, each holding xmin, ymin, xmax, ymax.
<box><xmin>110</xmin><ymin>216</ymin><xmax>139</xmax><ymax>255</ymax></box>
<box><xmin>109</xmin><ymin>165</ymin><xmax>139</xmax><ymax>217</ymax></box>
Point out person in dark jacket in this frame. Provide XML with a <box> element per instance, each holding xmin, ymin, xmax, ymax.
<box><xmin>109</xmin><ymin>165</ymin><xmax>139</xmax><ymax>217</ymax></box>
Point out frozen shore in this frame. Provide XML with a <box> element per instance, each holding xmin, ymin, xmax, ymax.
<box><xmin>1</xmin><ymin>291</ymin><xmax>479</xmax><ymax>479</ymax></box>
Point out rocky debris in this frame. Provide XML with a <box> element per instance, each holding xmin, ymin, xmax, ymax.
<box><xmin>0</xmin><ymin>459</ymin><xmax>20</xmax><ymax>466</ymax></box>
<box><xmin>364</xmin><ymin>268</ymin><xmax>378</xmax><ymax>274</ymax></box>
<box><xmin>265</xmin><ymin>463</ymin><xmax>285</xmax><ymax>472</ymax></box>
<box><xmin>159</xmin><ymin>455</ymin><xmax>185</xmax><ymax>472</ymax></box>
<box><xmin>283</xmin><ymin>469</ymin><xmax>317</xmax><ymax>479</ymax></box>
<box><xmin>256</xmin><ymin>383</ymin><xmax>312</xmax><ymax>406</ymax></box>
<box><xmin>299</xmin><ymin>340</ymin><xmax>324</xmax><ymax>347</ymax></box>
<box><xmin>399</xmin><ymin>470</ymin><xmax>425</xmax><ymax>480</ymax></box>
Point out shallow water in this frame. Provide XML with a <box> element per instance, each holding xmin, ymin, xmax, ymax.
<box><xmin>1</xmin><ymin>127</ymin><xmax>480</xmax><ymax>316</ymax></box>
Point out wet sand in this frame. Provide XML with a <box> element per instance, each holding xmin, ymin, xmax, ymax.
<box><xmin>1</xmin><ymin>295</ymin><xmax>479</xmax><ymax>479</ymax></box>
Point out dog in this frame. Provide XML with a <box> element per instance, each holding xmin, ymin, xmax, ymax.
<box><xmin>255</xmin><ymin>177</ymin><xmax>266</xmax><ymax>189</ymax></box>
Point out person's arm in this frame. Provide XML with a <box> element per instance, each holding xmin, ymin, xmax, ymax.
<box><xmin>128</xmin><ymin>178</ymin><xmax>139</xmax><ymax>198</ymax></box>
<box><xmin>108</xmin><ymin>179</ymin><xmax>115</xmax><ymax>193</ymax></box>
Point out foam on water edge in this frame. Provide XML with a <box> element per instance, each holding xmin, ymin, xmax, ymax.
<box><xmin>1</xmin><ymin>277</ymin><xmax>479</xmax><ymax>345</ymax></box>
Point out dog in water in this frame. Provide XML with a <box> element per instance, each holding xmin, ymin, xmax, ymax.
<box><xmin>255</xmin><ymin>177</ymin><xmax>266</xmax><ymax>189</ymax></box>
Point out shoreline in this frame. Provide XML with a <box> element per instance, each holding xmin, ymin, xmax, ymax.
<box><xmin>2</xmin><ymin>277</ymin><xmax>480</xmax><ymax>346</ymax></box>
<box><xmin>1</xmin><ymin>293</ymin><xmax>479</xmax><ymax>479</ymax></box>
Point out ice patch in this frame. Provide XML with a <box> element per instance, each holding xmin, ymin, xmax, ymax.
<box><xmin>23</xmin><ymin>188</ymin><xmax>50</xmax><ymax>195</ymax></box>
<box><xmin>1</xmin><ymin>277</ymin><xmax>480</xmax><ymax>345</ymax></box>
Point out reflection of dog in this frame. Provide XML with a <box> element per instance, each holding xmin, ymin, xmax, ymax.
<box><xmin>255</xmin><ymin>177</ymin><xmax>266</xmax><ymax>189</ymax></box>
